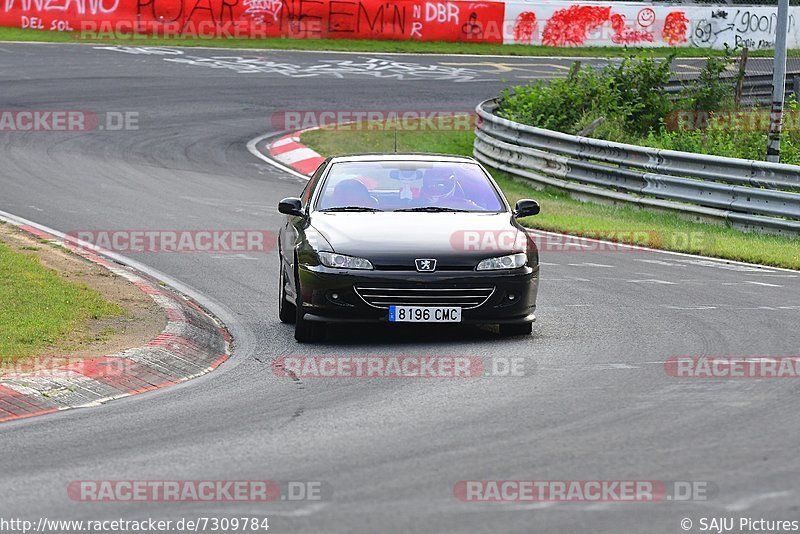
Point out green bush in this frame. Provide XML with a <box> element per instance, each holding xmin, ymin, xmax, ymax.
<box><xmin>495</xmin><ymin>52</ymin><xmax>800</xmax><ymax>164</ymax></box>
<box><xmin>496</xmin><ymin>54</ymin><xmax>673</xmax><ymax>136</ymax></box>
<box><xmin>604</xmin><ymin>55</ymin><xmax>674</xmax><ymax>135</ymax></box>
<box><xmin>495</xmin><ymin>65</ymin><xmax>608</xmax><ymax>133</ymax></box>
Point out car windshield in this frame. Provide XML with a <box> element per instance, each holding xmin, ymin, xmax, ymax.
<box><xmin>314</xmin><ymin>161</ymin><xmax>505</xmax><ymax>213</ymax></box>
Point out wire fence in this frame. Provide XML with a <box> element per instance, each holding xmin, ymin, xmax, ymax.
<box><xmin>662</xmin><ymin>48</ymin><xmax>800</xmax><ymax>107</ymax></box>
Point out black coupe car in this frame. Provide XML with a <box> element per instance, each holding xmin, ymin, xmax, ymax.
<box><xmin>278</xmin><ymin>154</ymin><xmax>540</xmax><ymax>342</ymax></box>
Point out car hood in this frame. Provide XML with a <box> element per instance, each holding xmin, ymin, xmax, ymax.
<box><xmin>310</xmin><ymin>212</ymin><xmax>524</xmax><ymax>269</ymax></box>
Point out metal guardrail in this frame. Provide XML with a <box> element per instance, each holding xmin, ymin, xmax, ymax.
<box><xmin>473</xmin><ymin>100</ymin><xmax>800</xmax><ymax>235</ymax></box>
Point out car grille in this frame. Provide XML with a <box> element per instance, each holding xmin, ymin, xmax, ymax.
<box><xmin>354</xmin><ymin>286</ymin><xmax>495</xmax><ymax>309</ymax></box>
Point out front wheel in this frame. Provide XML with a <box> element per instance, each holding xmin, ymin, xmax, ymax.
<box><xmin>293</xmin><ymin>268</ymin><xmax>325</xmax><ymax>343</ymax></box>
<box><xmin>278</xmin><ymin>260</ymin><xmax>296</xmax><ymax>324</ymax></box>
<box><xmin>499</xmin><ymin>322</ymin><xmax>533</xmax><ymax>337</ymax></box>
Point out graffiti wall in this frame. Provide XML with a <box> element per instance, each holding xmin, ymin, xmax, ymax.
<box><xmin>1</xmin><ymin>0</ymin><xmax>798</xmax><ymax>49</ymax></box>
<box><xmin>503</xmin><ymin>1</ymin><xmax>799</xmax><ymax>49</ymax></box>
<box><xmin>0</xmin><ymin>0</ymin><xmax>505</xmax><ymax>42</ymax></box>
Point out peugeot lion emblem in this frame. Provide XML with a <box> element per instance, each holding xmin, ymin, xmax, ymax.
<box><xmin>415</xmin><ymin>259</ymin><xmax>437</xmax><ymax>272</ymax></box>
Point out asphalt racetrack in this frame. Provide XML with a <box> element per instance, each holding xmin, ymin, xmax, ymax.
<box><xmin>0</xmin><ymin>43</ymin><xmax>799</xmax><ymax>533</ymax></box>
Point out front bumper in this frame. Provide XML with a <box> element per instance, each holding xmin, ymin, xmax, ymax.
<box><xmin>297</xmin><ymin>264</ymin><xmax>539</xmax><ymax>325</ymax></box>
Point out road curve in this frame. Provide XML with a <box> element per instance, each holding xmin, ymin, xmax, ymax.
<box><xmin>1</xmin><ymin>43</ymin><xmax>799</xmax><ymax>534</ymax></box>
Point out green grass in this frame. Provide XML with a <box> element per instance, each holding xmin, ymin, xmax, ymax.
<box><xmin>1</xmin><ymin>27</ymin><xmax>796</xmax><ymax>57</ymax></box>
<box><xmin>0</xmin><ymin>241</ymin><xmax>123</xmax><ymax>361</ymax></box>
<box><xmin>301</xmin><ymin>125</ymin><xmax>800</xmax><ymax>270</ymax></box>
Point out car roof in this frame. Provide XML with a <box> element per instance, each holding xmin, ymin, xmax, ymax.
<box><xmin>327</xmin><ymin>153</ymin><xmax>479</xmax><ymax>164</ymax></box>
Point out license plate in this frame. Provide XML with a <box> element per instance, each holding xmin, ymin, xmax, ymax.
<box><xmin>388</xmin><ymin>306</ymin><xmax>462</xmax><ymax>323</ymax></box>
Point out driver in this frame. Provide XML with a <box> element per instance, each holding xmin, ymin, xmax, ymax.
<box><xmin>416</xmin><ymin>168</ymin><xmax>479</xmax><ymax>209</ymax></box>
<box><xmin>420</xmin><ymin>168</ymin><xmax>458</xmax><ymax>202</ymax></box>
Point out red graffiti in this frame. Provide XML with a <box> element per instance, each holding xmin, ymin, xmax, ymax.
<box><xmin>662</xmin><ymin>11</ymin><xmax>689</xmax><ymax>46</ymax></box>
<box><xmin>512</xmin><ymin>11</ymin><xmax>537</xmax><ymax>44</ymax></box>
<box><xmin>610</xmin><ymin>13</ymin><xmax>654</xmax><ymax>44</ymax></box>
<box><xmin>0</xmin><ymin>0</ymin><xmax>507</xmax><ymax>43</ymax></box>
<box><xmin>541</xmin><ymin>5</ymin><xmax>611</xmax><ymax>47</ymax></box>
<box><xmin>637</xmin><ymin>7</ymin><xmax>656</xmax><ymax>28</ymax></box>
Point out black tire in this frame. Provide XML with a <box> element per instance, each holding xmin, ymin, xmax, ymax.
<box><xmin>499</xmin><ymin>322</ymin><xmax>533</xmax><ymax>337</ymax></box>
<box><xmin>278</xmin><ymin>259</ymin><xmax>296</xmax><ymax>324</ymax></box>
<box><xmin>293</xmin><ymin>268</ymin><xmax>325</xmax><ymax>343</ymax></box>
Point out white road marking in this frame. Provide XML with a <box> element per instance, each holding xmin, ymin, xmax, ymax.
<box><xmin>538</xmin><ymin>363</ymin><xmax>642</xmax><ymax>371</ymax></box>
<box><xmin>440</xmin><ymin>61</ymin><xmax>573</xmax><ymax>73</ymax></box>
<box><xmin>209</xmin><ymin>254</ymin><xmax>262</xmax><ymax>261</ymax></box>
<box><xmin>737</xmin><ymin>306</ymin><xmax>800</xmax><ymax>311</ymax></box>
<box><xmin>660</xmin><ymin>304</ymin><xmax>800</xmax><ymax>311</ymax></box>
<box><xmin>663</xmin><ymin>305</ymin><xmax>718</xmax><ymax>310</ymax></box>
<box><xmin>635</xmin><ymin>259</ymin><xmax>686</xmax><ymax>267</ymax></box>
<box><xmin>628</xmin><ymin>279</ymin><xmax>677</xmax><ymax>285</ymax></box>
<box><xmin>477</xmin><ymin>502</ymin><xmax>558</xmax><ymax>511</ymax></box>
<box><xmin>267</xmin><ymin>503</ymin><xmax>329</xmax><ymax>517</ymax></box>
<box><xmin>675</xmin><ymin>258</ymin><xmax>772</xmax><ymax>272</ymax></box>
<box><xmin>724</xmin><ymin>491</ymin><xmax>793</xmax><ymax>512</ymax></box>
<box><xmin>567</xmin><ymin>262</ymin><xmax>614</xmax><ymax>268</ymax></box>
<box><xmin>745</xmin><ymin>281</ymin><xmax>783</xmax><ymax>287</ymax></box>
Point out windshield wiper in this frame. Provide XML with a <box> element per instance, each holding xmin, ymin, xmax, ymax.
<box><xmin>319</xmin><ymin>206</ymin><xmax>383</xmax><ymax>212</ymax></box>
<box><xmin>394</xmin><ymin>207</ymin><xmax>470</xmax><ymax>213</ymax></box>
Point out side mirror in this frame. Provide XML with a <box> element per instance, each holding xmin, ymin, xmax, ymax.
<box><xmin>278</xmin><ymin>197</ymin><xmax>304</xmax><ymax>217</ymax></box>
<box><xmin>514</xmin><ymin>199</ymin><xmax>540</xmax><ymax>218</ymax></box>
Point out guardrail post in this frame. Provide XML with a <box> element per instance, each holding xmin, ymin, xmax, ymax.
<box><xmin>794</xmin><ymin>76</ymin><xmax>800</xmax><ymax>105</ymax></box>
<box><xmin>767</xmin><ymin>0</ymin><xmax>791</xmax><ymax>162</ymax></box>
<box><xmin>567</xmin><ymin>61</ymin><xmax>581</xmax><ymax>82</ymax></box>
<box><xmin>735</xmin><ymin>47</ymin><xmax>748</xmax><ymax>109</ymax></box>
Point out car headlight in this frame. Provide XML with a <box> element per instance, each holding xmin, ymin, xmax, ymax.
<box><xmin>476</xmin><ymin>253</ymin><xmax>527</xmax><ymax>271</ymax></box>
<box><xmin>319</xmin><ymin>251</ymin><xmax>374</xmax><ymax>270</ymax></box>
